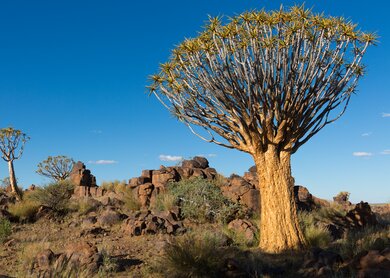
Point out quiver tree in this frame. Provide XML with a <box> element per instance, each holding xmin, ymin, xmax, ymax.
<box><xmin>0</xmin><ymin>127</ymin><xmax>30</xmax><ymax>200</ymax></box>
<box><xmin>36</xmin><ymin>155</ymin><xmax>75</xmax><ymax>181</ymax></box>
<box><xmin>149</xmin><ymin>6</ymin><xmax>375</xmax><ymax>253</ymax></box>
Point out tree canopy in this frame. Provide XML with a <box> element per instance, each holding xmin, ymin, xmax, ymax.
<box><xmin>150</xmin><ymin>6</ymin><xmax>375</xmax><ymax>155</ymax></box>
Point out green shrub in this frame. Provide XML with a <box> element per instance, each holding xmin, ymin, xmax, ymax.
<box><xmin>27</xmin><ymin>180</ymin><xmax>74</xmax><ymax>214</ymax></box>
<box><xmin>167</xmin><ymin>177</ymin><xmax>242</xmax><ymax>223</ymax></box>
<box><xmin>8</xmin><ymin>199</ymin><xmax>40</xmax><ymax>222</ymax></box>
<box><xmin>0</xmin><ymin>218</ymin><xmax>11</xmax><ymax>243</ymax></box>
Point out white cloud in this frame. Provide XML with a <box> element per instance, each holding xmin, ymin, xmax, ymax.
<box><xmin>381</xmin><ymin>150</ymin><xmax>390</xmax><ymax>155</ymax></box>
<box><xmin>361</xmin><ymin>132</ymin><xmax>372</xmax><ymax>137</ymax></box>
<box><xmin>88</xmin><ymin>160</ymin><xmax>118</xmax><ymax>165</ymax></box>
<box><xmin>159</xmin><ymin>155</ymin><xmax>183</xmax><ymax>162</ymax></box>
<box><xmin>197</xmin><ymin>154</ymin><xmax>217</xmax><ymax>158</ymax></box>
<box><xmin>91</xmin><ymin>130</ymin><xmax>103</xmax><ymax>134</ymax></box>
<box><xmin>353</xmin><ymin>152</ymin><xmax>373</xmax><ymax>157</ymax></box>
<box><xmin>382</xmin><ymin>113</ymin><xmax>390</xmax><ymax>118</ymax></box>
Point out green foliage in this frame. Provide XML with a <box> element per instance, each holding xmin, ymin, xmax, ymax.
<box><xmin>0</xmin><ymin>218</ymin><xmax>12</xmax><ymax>243</ymax></box>
<box><xmin>8</xmin><ymin>198</ymin><xmax>40</xmax><ymax>222</ymax></box>
<box><xmin>299</xmin><ymin>211</ymin><xmax>332</xmax><ymax>249</ymax></box>
<box><xmin>36</xmin><ymin>155</ymin><xmax>75</xmax><ymax>181</ymax></box>
<box><xmin>336</xmin><ymin>226</ymin><xmax>390</xmax><ymax>258</ymax></box>
<box><xmin>167</xmin><ymin>177</ymin><xmax>242</xmax><ymax>223</ymax></box>
<box><xmin>27</xmin><ymin>180</ymin><xmax>74</xmax><ymax>214</ymax></box>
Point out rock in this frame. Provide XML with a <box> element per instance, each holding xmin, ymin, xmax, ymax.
<box><xmin>123</xmin><ymin>210</ymin><xmax>185</xmax><ymax>236</ymax></box>
<box><xmin>294</xmin><ymin>185</ymin><xmax>317</xmax><ymax>211</ymax></box>
<box><xmin>175</xmin><ymin>167</ymin><xmax>193</xmax><ymax>179</ymax></box>
<box><xmin>192</xmin><ymin>156</ymin><xmax>209</xmax><ymax>169</ymax></box>
<box><xmin>96</xmin><ymin>210</ymin><xmax>125</xmax><ymax>227</ymax></box>
<box><xmin>203</xmin><ymin>167</ymin><xmax>217</xmax><ymax>180</ymax></box>
<box><xmin>346</xmin><ymin>202</ymin><xmax>378</xmax><ymax>229</ymax></box>
<box><xmin>60</xmin><ymin>242</ymin><xmax>102</xmax><ymax>273</ymax></box>
<box><xmin>152</xmin><ymin>168</ymin><xmax>179</xmax><ymax>189</ymax></box>
<box><xmin>70</xmin><ymin>162</ymin><xmax>97</xmax><ymax>187</ymax></box>
<box><xmin>303</xmin><ymin>248</ymin><xmax>342</xmax><ymax>270</ymax></box>
<box><xmin>181</xmin><ymin>159</ymin><xmax>201</xmax><ymax>169</ymax></box>
<box><xmin>358</xmin><ymin>250</ymin><xmax>390</xmax><ymax>271</ymax></box>
<box><xmin>227</xmin><ymin>219</ymin><xmax>258</xmax><ymax>246</ymax></box>
<box><xmin>240</xmin><ymin>189</ymin><xmax>260</xmax><ymax>214</ymax></box>
<box><xmin>129</xmin><ymin>177</ymin><xmax>151</xmax><ymax>188</ymax></box>
<box><xmin>33</xmin><ymin>249</ymin><xmax>56</xmax><ymax>270</ymax></box>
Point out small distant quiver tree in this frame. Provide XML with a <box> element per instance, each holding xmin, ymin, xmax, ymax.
<box><xmin>149</xmin><ymin>6</ymin><xmax>375</xmax><ymax>253</ymax></box>
<box><xmin>0</xmin><ymin>127</ymin><xmax>29</xmax><ymax>200</ymax></box>
<box><xmin>36</xmin><ymin>155</ymin><xmax>75</xmax><ymax>181</ymax></box>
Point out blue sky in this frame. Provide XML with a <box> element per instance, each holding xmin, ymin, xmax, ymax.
<box><xmin>0</xmin><ymin>0</ymin><xmax>389</xmax><ymax>203</ymax></box>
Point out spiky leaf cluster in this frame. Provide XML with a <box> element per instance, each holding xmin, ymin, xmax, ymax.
<box><xmin>36</xmin><ymin>155</ymin><xmax>75</xmax><ymax>181</ymax></box>
<box><xmin>150</xmin><ymin>6</ymin><xmax>375</xmax><ymax>154</ymax></box>
<box><xmin>0</xmin><ymin>127</ymin><xmax>29</xmax><ymax>162</ymax></box>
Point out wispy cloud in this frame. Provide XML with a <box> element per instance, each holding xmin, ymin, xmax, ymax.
<box><xmin>88</xmin><ymin>160</ymin><xmax>118</xmax><ymax>165</ymax></box>
<box><xmin>159</xmin><ymin>155</ymin><xmax>183</xmax><ymax>162</ymax></box>
<box><xmin>353</xmin><ymin>152</ymin><xmax>373</xmax><ymax>157</ymax></box>
<box><xmin>91</xmin><ymin>130</ymin><xmax>103</xmax><ymax>134</ymax></box>
<box><xmin>382</xmin><ymin>113</ymin><xmax>390</xmax><ymax>118</ymax></box>
<box><xmin>197</xmin><ymin>154</ymin><xmax>217</xmax><ymax>158</ymax></box>
<box><xmin>381</xmin><ymin>150</ymin><xmax>390</xmax><ymax>155</ymax></box>
<box><xmin>361</xmin><ymin>132</ymin><xmax>372</xmax><ymax>137</ymax></box>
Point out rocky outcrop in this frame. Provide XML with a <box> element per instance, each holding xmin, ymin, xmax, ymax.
<box><xmin>70</xmin><ymin>162</ymin><xmax>104</xmax><ymax>198</ymax></box>
<box><xmin>128</xmin><ymin>157</ymin><xmax>218</xmax><ymax>209</ymax></box>
<box><xmin>221</xmin><ymin>174</ymin><xmax>260</xmax><ymax>214</ymax></box>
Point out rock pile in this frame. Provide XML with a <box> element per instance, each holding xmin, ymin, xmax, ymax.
<box><xmin>128</xmin><ymin>156</ymin><xmax>217</xmax><ymax>209</ymax></box>
<box><xmin>122</xmin><ymin>210</ymin><xmax>185</xmax><ymax>236</ymax></box>
<box><xmin>227</xmin><ymin>219</ymin><xmax>258</xmax><ymax>246</ymax></box>
<box><xmin>220</xmin><ymin>174</ymin><xmax>260</xmax><ymax>214</ymax></box>
<box><xmin>31</xmin><ymin>242</ymin><xmax>102</xmax><ymax>276</ymax></box>
<box><xmin>345</xmin><ymin>201</ymin><xmax>378</xmax><ymax>229</ymax></box>
<box><xmin>70</xmin><ymin>162</ymin><xmax>104</xmax><ymax>198</ymax></box>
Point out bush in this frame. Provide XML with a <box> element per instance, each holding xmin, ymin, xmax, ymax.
<box><xmin>27</xmin><ymin>180</ymin><xmax>74</xmax><ymax>214</ymax></box>
<box><xmin>167</xmin><ymin>177</ymin><xmax>242</xmax><ymax>223</ymax></box>
<box><xmin>0</xmin><ymin>218</ymin><xmax>11</xmax><ymax>243</ymax></box>
<box><xmin>8</xmin><ymin>199</ymin><xmax>40</xmax><ymax>222</ymax></box>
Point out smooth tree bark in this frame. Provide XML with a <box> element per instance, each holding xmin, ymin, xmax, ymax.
<box><xmin>149</xmin><ymin>6</ymin><xmax>375</xmax><ymax>253</ymax></box>
<box><xmin>0</xmin><ymin>127</ymin><xmax>29</xmax><ymax>200</ymax></box>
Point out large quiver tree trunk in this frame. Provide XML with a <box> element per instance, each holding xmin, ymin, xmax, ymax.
<box><xmin>254</xmin><ymin>146</ymin><xmax>306</xmax><ymax>253</ymax></box>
